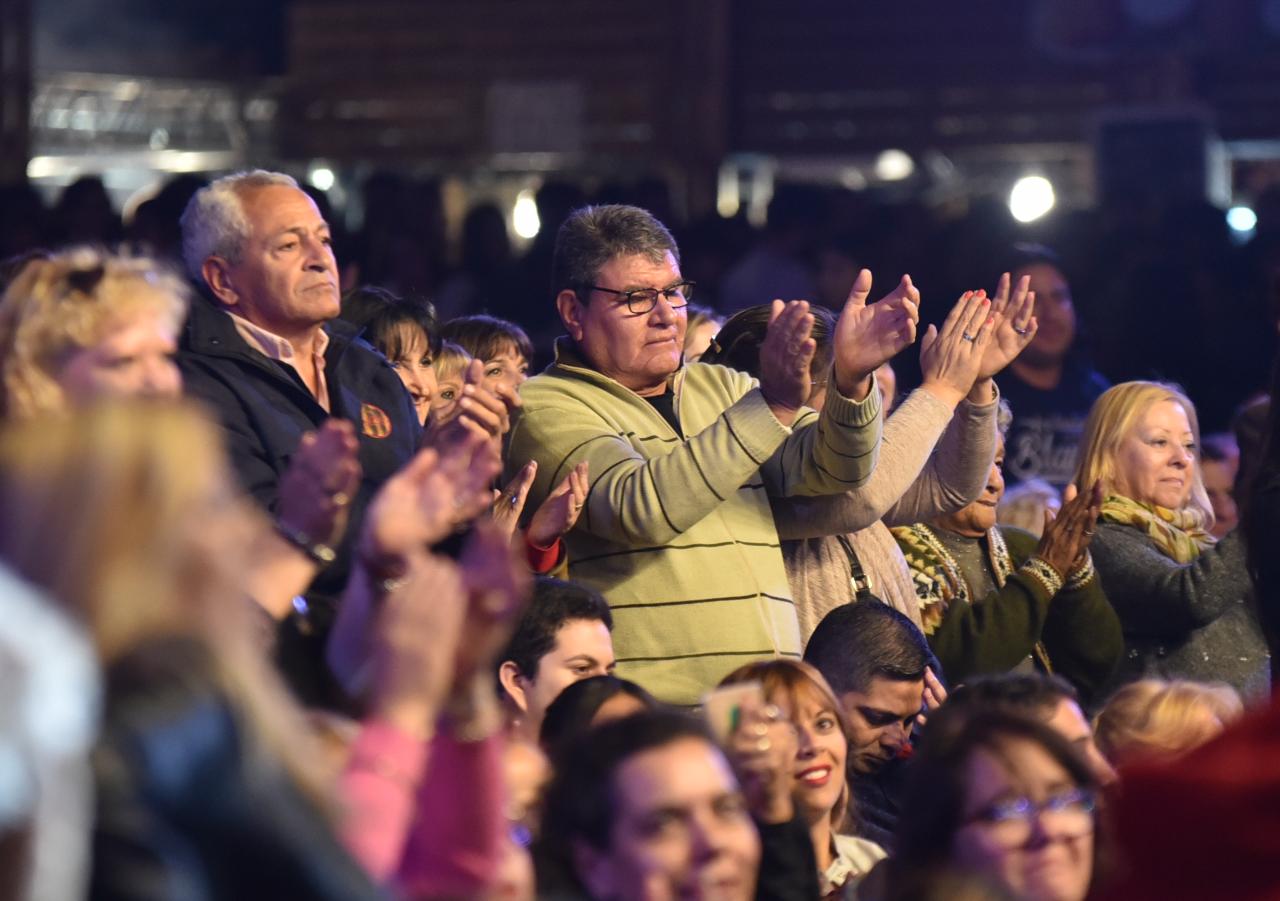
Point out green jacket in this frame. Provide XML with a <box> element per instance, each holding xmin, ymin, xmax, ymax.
<box><xmin>507</xmin><ymin>340</ymin><xmax>882</xmax><ymax>705</ymax></box>
<box><xmin>892</xmin><ymin>523</ymin><xmax>1122</xmax><ymax>705</ymax></box>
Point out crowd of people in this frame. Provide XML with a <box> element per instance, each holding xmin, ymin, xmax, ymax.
<box><xmin>0</xmin><ymin>167</ymin><xmax>1278</xmax><ymax>901</ymax></box>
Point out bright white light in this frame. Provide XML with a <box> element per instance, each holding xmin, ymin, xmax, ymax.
<box><xmin>874</xmin><ymin>149</ymin><xmax>914</xmax><ymax>181</ymax></box>
<box><xmin>513</xmin><ymin>190</ymin><xmax>541</xmax><ymax>239</ymax></box>
<box><xmin>1009</xmin><ymin>175</ymin><xmax>1056</xmax><ymax>223</ymax></box>
<box><xmin>308</xmin><ymin>167</ymin><xmax>336</xmax><ymax>192</ymax></box>
<box><xmin>1227</xmin><ymin>205</ymin><xmax>1258</xmax><ymax>233</ymax></box>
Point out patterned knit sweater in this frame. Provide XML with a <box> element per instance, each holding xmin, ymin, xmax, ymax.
<box><xmin>506</xmin><ymin>340</ymin><xmax>882</xmax><ymax>705</ymax></box>
<box><xmin>891</xmin><ymin>524</ymin><xmax>1123</xmax><ymax>705</ymax></box>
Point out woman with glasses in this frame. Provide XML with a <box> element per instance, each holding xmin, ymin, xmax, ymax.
<box><xmin>885</xmin><ymin>707</ymin><xmax>1101</xmax><ymax>901</ymax></box>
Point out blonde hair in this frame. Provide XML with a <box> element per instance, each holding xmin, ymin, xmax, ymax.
<box><xmin>0</xmin><ymin>402</ymin><xmax>332</xmax><ymax>807</ymax></box>
<box><xmin>1094</xmin><ymin>678</ymin><xmax>1243</xmax><ymax>766</ymax></box>
<box><xmin>0</xmin><ymin>247</ymin><xmax>188</xmax><ymax>419</ymax></box>
<box><xmin>719</xmin><ymin>658</ymin><xmax>853</xmax><ymax>830</ymax></box>
<box><xmin>1073</xmin><ymin>380</ymin><xmax>1212</xmax><ymax>522</ymax></box>
<box><xmin>433</xmin><ymin>340</ymin><xmax>472</xmax><ymax>383</ymax></box>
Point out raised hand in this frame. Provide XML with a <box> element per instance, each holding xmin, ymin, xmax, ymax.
<box><xmin>757</xmin><ymin>299</ymin><xmax>816</xmax><ymax>426</ymax></box>
<box><xmin>455</xmin><ymin>519</ymin><xmax>533</xmax><ymax>683</ymax></box>
<box><xmin>423</xmin><ymin>359</ymin><xmax>521</xmax><ymax>447</ymax></box>
<box><xmin>918</xmin><ymin>290</ymin><xmax>996</xmax><ymax>407</ymax></box>
<box><xmin>725</xmin><ymin>699</ymin><xmax>799</xmax><ymax>825</ymax></box>
<box><xmin>832</xmin><ymin>269</ymin><xmax>921</xmax><ymax>400</ymax></box>
<box><xmin>368</xmin><ymin>553</ymin><xmax>469</xmax><ymax>739</ymax></box>
<box><xmin>1035</xmin><ymin>480</ymin><xmax>1104</xmax><ymax>580</ymax></box>
<box><xmin>527</xmin><ymin>460</ymin><xmax>590</xmax><ymax>548</ymax></box>
<box><xmin>277</xmin><ymin>418</ymin><xmax>362</xmax><ymax>552</ymax></box>
<box><xmin>492</xmin><ymin>459</ymin><xmax>538</xmax><ymax>539</ymax></box>
<box><xmin>361</xmin><ymin>429</ymin><xmax>500</xmax><ymax>568</ymax></box>
<box><xmin>978</xmin><ymin>272</ymin><xmax>1039</xmax><ymax>380</ymax></box>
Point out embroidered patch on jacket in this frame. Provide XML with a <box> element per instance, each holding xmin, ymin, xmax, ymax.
<box><xmin>360</xmin><ymin>403</ymin><xmax>392</xmax><ymax>439</ymax></box>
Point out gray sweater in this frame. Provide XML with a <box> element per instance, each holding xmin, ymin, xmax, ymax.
<box><xmin>1090</xmin><ymin>524</ymin><xmax>1271</xmax><ymax>702</ymax></box>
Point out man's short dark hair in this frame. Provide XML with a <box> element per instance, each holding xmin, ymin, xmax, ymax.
<box><xmin>551</xmin><ymin>204</ymin><xmax>680</xmax><ymax>299</ymax></box>
<box><xmin>535</xmin><ymin>710</ymin><xmax>717</xmax><ymax>895</ymax></box>
<box><xmin>500</xmin><ymin>577</ymin><xmax>613</xmax><ymax>682</ymax></box>
<box><xmin>945</xmin><ymin>672</ymin><xmax>1079</xmax><ymax>720</ymax></box>
<box><xmin>803</xmin><ymin>599</ymin><xmax>930</xmax><ymax>696</ymax></box>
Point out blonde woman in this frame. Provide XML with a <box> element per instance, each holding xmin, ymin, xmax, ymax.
<box><xmin>1093</xmin><ymin>678</ymin><xmax>1243</xmax><ymax>767</ymax></box>
<box><xmin>0</xmin><ymin>246</ymin><xmax>185</xmax><ymax>414</ymax></box>
<box><xmin>718</xmin><ymin>659</ymin><xmax>886</xmax><ymax>899</ymax></box>
<box><xmin>1074</xmin><ymin>381</ymin><xmax>1270</xmax><ymax>701</ymax></box>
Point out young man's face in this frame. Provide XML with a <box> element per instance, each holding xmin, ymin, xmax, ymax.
<box><xmin>839</xmin><ymin>676</ymin><xmax>924</xmax><ymax>775</ymax></box>
<box><xmin>511</xmin><ymin>617</ymin><xmax>616</xmax><ymax>735</ymax></box>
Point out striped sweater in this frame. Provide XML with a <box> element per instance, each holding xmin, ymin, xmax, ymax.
<box><xmin>505</xmin><ymin>339</ymin><xmax>882</xmax><ymax>705</ymax></box>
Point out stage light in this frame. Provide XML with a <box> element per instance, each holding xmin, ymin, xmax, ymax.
<box><xmin>308</xmin><ymin>166</ymin><xmax>336</xmax><ymax>191</ymax></box>
<box><xmin>1009</xmin><ymin>175</ymin><xmax>1055</xmax><ymax>223</ymax></box>
<box><xmin>874</xmin><ymin>149</ymin><xmax>914</xmax><ymax>181</ymax></box>
<box><xmin>1227</xmin><ymin>206</ymin><xmax>1258</xmax><ymax>233</ymax></box>
<box><xmin>513</xmin><ymin>190</ymin><xmax>541</xmax><ymax>239</ymax></box>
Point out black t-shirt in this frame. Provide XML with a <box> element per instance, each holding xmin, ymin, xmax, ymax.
<box><xmin>1000</xmin><ymin>360</ymin><xmax>1110</xmax><ymax>490</ymax></box>
<box><xmin>644</xmin><ymin>391</ymin><xmax>683</xmax><ymax>438</ymax></box>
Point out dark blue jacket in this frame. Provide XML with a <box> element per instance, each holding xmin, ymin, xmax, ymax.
<box><xmin>177</xmin><ymin>299</ymin><xmax>420</xmax><ymax>699</ymax></box>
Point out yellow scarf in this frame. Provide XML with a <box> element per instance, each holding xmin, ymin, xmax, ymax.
<box><xmin>1099</xmin><ymin>494</ymin><xmax>1215</xmax><ymax>563</ymax></box>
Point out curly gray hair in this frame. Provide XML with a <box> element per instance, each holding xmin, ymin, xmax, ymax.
<box><xmin>179</xmin><ymin>170</ymin><xmax>299</xmax><ymax>280</ymax></box>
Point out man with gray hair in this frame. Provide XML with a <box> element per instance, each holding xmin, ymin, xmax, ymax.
<box><xmin>506</xmin><ymin>204</ymin><xmax>920</xmax><ymax>705</ymax></box>
<box><xmin>176</xmin><ymin>170</ymin><xmax>422</xmax><ymax>697</ymax></box>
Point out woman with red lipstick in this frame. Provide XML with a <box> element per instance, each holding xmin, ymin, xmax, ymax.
<box><xmin>1075</xmin><ymin>381</ymin><xmax>1270</xmax><ymax>702</ymax></box>
<box><xmin>718</xmin><ymin>659</ymin><xmax>886</xmax><ymax>900</ymax></box>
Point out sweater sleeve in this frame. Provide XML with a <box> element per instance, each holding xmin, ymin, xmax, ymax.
<box><xmin>927</xmin><ymin>574</ymin><xmax>1057</xmax><ymax>683</ymax></box>
<box><xmin>760</xmin><ymin>372</ymin><xmax>883</xmax><ymax>500</ymax></box>
<box><xmin>883</xmin><ymin>387</ymin><xmax>1000</xmax><ymax>526</ymax></box>
<box><xmin>508</xmin><ymin>383</ymin><xmax>792</xmax><ymax>547</ymax></box>
<box><xmin>1090</xmin><ymin>525</ymin><xmax>1252</xmax><ymax>640</ymax></box>
<box><xmin>1040</xmin><ymin>564</ymin><xmax>1124</xmax><ymax>706</ymax></box>
<box><xmin>508</xmin><ymin>367</ymin><xmax>879</xmax><ymax>547</ymax></box>
<box><xmin>338</xmin><ymin>719</ymin><xmax>432</xmax><ymax>881</ymax></box>
<box><xmin>770</xmin><ymin>387</ymin><xmax>952</xmax><ymax>540</ymax></box>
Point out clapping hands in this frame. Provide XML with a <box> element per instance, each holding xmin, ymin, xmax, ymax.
<box><xmin>832</xmin><ymin>269</ymin><xmax>921</xmax><ymax>400</ymax></box>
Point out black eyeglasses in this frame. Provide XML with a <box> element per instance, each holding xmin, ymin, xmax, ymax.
<box><xmin>586</xmin><ymin>281</ymin><xmax>695</xmax><ymax>314</ymax></box>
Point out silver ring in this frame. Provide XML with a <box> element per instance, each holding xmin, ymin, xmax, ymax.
<box><xmin>961</xmin><ymin>332</ymin><xmax>977</xmax><ymax>342</ymax></box>
<box><xmin>1013</xmin><ymin>325</ymin><xmax>1030</xmax><ymax>336</ymax></box>
<box><xmin>509</xmin><ymin>493</ymin><xmax>520</xmax><ymax>508</ymax></box>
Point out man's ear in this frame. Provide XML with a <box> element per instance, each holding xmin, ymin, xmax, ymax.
<box><xmin>498</xmin><ymin>660</ymin><xmax>531</xmax><ymax>714</ymax></box>
<box><xmin>202</xmin><ymin>256</ymin><xmax>240</xmax><ymax>309</ymax></box>
<box><xmin>573</xmin><ymin>839</ymin><xmax>618</xmax><ymax>900</ymax></box>
<box><xmin>557</xmin><ymin>289</ymin><xmax>585</xmax><ymax>342</ymax></box>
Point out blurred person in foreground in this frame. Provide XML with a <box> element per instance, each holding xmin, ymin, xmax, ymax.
<box><xmin>536</xmin><ymin>708</ymin><xmax>821</xmax><ymax>901</ymax></box>
<box><xmin>506</xmin><ymin>204</ymin><xmax>920</xmax><ymax>705</ymax></box>
<box><xmin>1092</xmin><ymin>678</ymin><xmax>1242</xmax><ymax>768</ymax></box>
<box><xmin>0</xmin><ymin>401</ymin><xmax>529</xmax><ymax>898</ymax></box>
<box><xmin>1075</xmin><ymin>381</ymin><xmax>1269</xmax><ymax>702</ymax></box>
